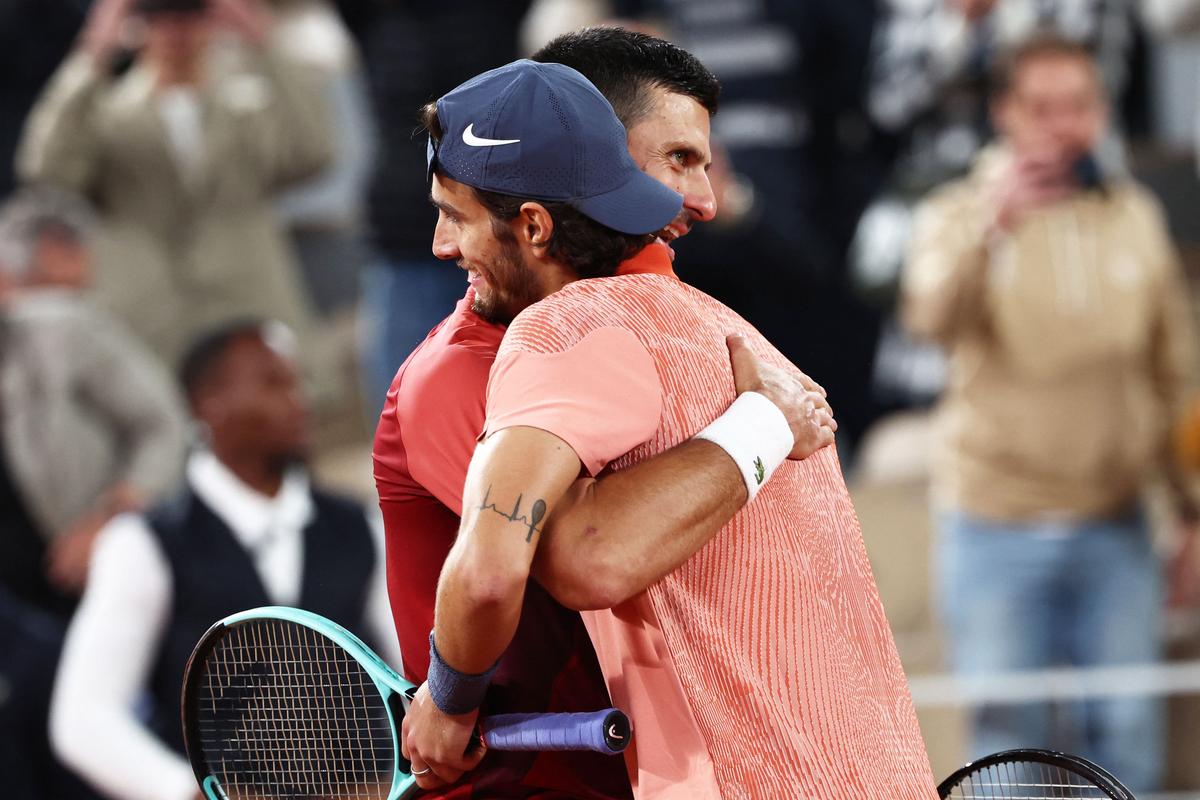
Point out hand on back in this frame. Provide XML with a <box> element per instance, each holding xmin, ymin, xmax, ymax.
<box><xmin>727</xmin><ymin>334</ymin><xmax>836</xmax><ymax>460</ymax></box>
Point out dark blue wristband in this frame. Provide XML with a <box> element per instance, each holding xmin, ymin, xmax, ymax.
<box><xmin>427</xmin><ymin>632</ymin><xmax>499</xmax><ymax>715</ymax></box>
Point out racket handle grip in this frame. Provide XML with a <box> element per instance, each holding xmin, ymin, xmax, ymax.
<box><xmin>480</xmin><ymin>709</ymin><xmax>631</xmax><ymax>754</ymax></box>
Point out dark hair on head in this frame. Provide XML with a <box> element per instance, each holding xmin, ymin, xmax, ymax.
<box><xmin>993</xmin><ymin>31</ymin><xmax>1101</xmax><ymax>96</ymax></box>
<box><xmin>178</xmin><ymin>318</ymin><xmax>266</xmax><ymax>403</ymax></box>
<box><xmin>474</xmin><ymin>189</ymin><xmax>649</xmax><ymax>279</ymax></box>
<box><xmin>532</xmin><ymin>26</ymin><xmax>719</xmax><ymax>127</ymax></box>
<box><xmin>420</xmin><ymin>103</ymin><xmax>653</xmax><ymax>279</ymax></box>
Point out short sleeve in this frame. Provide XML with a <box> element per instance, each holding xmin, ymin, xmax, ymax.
<box><xmin>401</xmin><ymin>343</ymin><xmax>494</xmax><ymax>516</ymax></box>
<box><xmin>484</xmin><ymin>326</ymin><xmax>663</xmax><ymax>476</ymax></box>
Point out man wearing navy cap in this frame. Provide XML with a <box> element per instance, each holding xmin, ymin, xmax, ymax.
<box><xmin>375</xmin><ymin>33</ymin><xmax>837</xmax><ymax>799</ymax></box>
<box><xmin>401</xmin><ymin>57</ymin><xmax>936</xmax><ymax>800</ymax></box>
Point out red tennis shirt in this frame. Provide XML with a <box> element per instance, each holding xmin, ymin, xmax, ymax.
<box><xmin>373</xmin><ymin>276</ymin><xmax>648</xmax><ymax>799</ymax></box>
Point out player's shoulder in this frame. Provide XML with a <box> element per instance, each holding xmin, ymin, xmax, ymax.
<box><xmin>504</xmin><ymin>274</ymin><xmax>682</xmax><ymax>355</ymax></box>
<box><xmin>401</xmin><ymin>304</ymin><xmax>502</xmax><ymax>388</ymax></box>
<box><xmin>414</xmin><ymin>334</ymin><xmax>496</xmax><ymax>382</ymax></box>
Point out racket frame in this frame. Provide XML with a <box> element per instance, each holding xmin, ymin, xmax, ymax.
<box><xmin>937</xmin><ymin>748</ymin><xmax>1136</xmax><ymax>800</ymax></box>
<box><xmin>180</xmin><ymin>606</ymin><xmax>420</xmax><ymax>800</ymax></box>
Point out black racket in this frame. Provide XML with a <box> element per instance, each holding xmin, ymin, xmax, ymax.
<box><xmin>938</xmin><ymin>749</ymin><xmax>1136</xmax><ymax>799</ymax></box>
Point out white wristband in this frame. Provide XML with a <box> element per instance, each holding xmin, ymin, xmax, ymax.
<box><xmin>694</xmin><ymin>391</ymin><xmax>793</xmax><ymax>502</ymax></box>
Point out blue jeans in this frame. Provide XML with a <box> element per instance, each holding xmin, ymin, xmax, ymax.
<box><xmin>359</xmin><ymin>257</ymin><xmax>466</xmax><ymax>418</ymax></box>
<box><xmin>937</xmin><ymin>510</ymin><xmax>1164</xmax><ymax>792</ymax></box>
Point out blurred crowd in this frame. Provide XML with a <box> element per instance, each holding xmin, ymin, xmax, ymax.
<box><xmin>3</xmin><ymin>0</ymin><xmax>1200</xmax><ymax>797</ymax></box>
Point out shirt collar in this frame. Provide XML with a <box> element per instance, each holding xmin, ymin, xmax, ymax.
<box><xmin>616</xmin><ymin>241</ymin><xmax>677</xmax><ymax>279</ymax></box>
<box><xmin>186</xmin><ymin>450</ymin><xmax>314</xmax><ymax>549</ymax></box>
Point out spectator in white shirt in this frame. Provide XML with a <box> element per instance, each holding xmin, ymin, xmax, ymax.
<box><xmin>49</xmin><ymin>319</ymin><xmax>399</xmax><ymax>800</ymax></box>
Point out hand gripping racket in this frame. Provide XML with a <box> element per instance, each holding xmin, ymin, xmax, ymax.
<box><xmin>181</xmin><ymin>607</ymin><xmax>631</xmax><ymax>800</ymax></box>
<box><xmin>938</xmin><ymin>749</ymin><xmax>1136</xmax><ymax>799</ymax></box>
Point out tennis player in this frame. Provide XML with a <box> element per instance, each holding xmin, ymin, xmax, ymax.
<box><xmin>401</xmin><ymin>59</ymin><xmax>938</xmax><ymax>799</ymax></box>
<box><xmin>375</xmin><ymin>30</ymin><xmax>834</xmax><ymax>799</ymax></box>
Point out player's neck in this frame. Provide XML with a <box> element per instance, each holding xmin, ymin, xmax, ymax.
<box><xmin>540</xmin><ymin>261</ymin><xmax>577</xmax><ymax>299</ymax></box>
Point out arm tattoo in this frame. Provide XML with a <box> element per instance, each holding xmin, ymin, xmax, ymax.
<box><xmin>478</xmin><ymin>485</ymin><xmax>547</xmax><ymax>543</ymax></box>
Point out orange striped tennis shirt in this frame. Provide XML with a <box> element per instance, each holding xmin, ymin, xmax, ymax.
<box><xmin>483</xmin><ymin>244</ymin><xmax>937</xmax><ymax>800</ymax></box>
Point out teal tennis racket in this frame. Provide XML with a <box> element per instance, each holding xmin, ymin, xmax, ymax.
<box><xmin>181</xmin><ymin>607</ymin><xmax>631</xmax><ymax>800</ymax></box>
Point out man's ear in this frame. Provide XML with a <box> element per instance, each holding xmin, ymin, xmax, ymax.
<box><xmin>518</xmin><ymin>202</ymin><xmax>555</xmax><ymax>248</ymax></box>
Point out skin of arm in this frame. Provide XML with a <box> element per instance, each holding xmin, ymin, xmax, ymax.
<box><xmin>401</xmin><ymin>337</ymin><xmax>834</xmax><ymax>788</ymax></box>
<box><xmin>434</xmin><ymin>426</ymin><xmax>584</xmax><ymax>675</ymax></box>
<box><xmin>400</xmin><ymin>425</ymin><xmax>586</xmax><ymax>787</ymax></box>
<box><xmin>532</xmin><ymin>439</ymin><xmax>743</xmax><ymax>610</ymax></box>
<box><xmin>531</xmin><ymin>333</ymin><xmax>831</xmax><ymax>611</ymax></box>
<box><xmin>400</xmin><ymin>327</ymin><xmax>829</xmax><ymax>634</ymax></box>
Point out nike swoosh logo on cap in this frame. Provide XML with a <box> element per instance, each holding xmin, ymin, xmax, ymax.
<box><xmin>462</xmin><ymin>123</ymin><xmax>521</xmax><ymax>147</ymax></box>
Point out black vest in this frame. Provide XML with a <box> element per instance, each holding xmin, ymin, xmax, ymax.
<box><xmin>145</xmin><ymin>484</ymin><xmax>376</xmax><ymax>753</ymax></box>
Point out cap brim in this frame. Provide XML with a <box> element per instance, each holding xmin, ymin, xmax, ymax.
<box><xmin>573</xmin><ymin>170</ymin><xmax>683</xmax><ymax>235</ymax></box>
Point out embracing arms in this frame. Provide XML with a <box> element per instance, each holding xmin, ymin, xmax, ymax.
<box><xmin>400</xmin><ymin>334</ymin><xmax>835</xmax><ymax>788</ymax></box>
<box><xmin>532</xmin><ymin>334</ymin><xmax>834</xmax><ymax>609</ymax></box>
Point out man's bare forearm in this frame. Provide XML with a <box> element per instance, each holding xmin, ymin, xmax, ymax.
<box><xmin>532</xmin><ymin>336</ymin><xmax>836</xmax><ymax>611</ymax></box>
<box><xmin>532</xmin><ymin>439</ymin><xmax>745</xmax><ymax>610</ymax></box>
<box><xmin>434</xmin><ymin>483</ymin><xmax>551</xmax><ymax>673</ymax></box>
<box><xmin>433</xmin><ymin>427</ymin><xmax>583</xmax><ymax>673</ymax></box>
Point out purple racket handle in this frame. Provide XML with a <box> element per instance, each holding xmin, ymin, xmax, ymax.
<box><xmin>479</xmin><ymin>709</ymin><xmax>631</xmax><ymax>754</ymax></box>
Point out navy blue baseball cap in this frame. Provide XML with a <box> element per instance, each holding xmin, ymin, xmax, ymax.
<box><xmin>427</xmin><ymin>59</ymin><xmax>683</xmax><ymax>236</ymax></box>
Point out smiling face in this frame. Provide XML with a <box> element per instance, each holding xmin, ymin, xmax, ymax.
<box><xmin>426</xmin><ymin>85</ymin><xmax>716</xmax><ymax>316</ymax></box>
<box><xmin>429</xmin><ymin>174</ymin><xmax>543</xmax><ymax>325</ymax></box>
<box><xmin>625</xmin><ymin>86</ymin><xmax>716</xmax><ymax>248</ymax></box>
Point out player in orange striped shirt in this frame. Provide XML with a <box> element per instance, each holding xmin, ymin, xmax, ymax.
<box><xmin>402</xmin><ymin>59</ymin><xmax>937</xmax><ymax>799</ymax></box>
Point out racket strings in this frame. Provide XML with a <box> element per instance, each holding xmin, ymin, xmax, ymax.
<box><xmin>944</xmin><ymin>759</ymin><xmax>1117</xmax><ymax>799</ymax></box>
<box><xmin>195</xmin><ymin>619</ymin><xmax>395</xmax><ymax>799</ymax></box>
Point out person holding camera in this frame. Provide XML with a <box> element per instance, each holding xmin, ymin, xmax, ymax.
<box><xmin>901</xmin><ymin>33</ymin><xmax>1197</xmax><ymax>793</ymax></box>
<box><xmin>16</xmin><ymin>0</ymin><xmax>331</xmax><ymax>366</ymax></box>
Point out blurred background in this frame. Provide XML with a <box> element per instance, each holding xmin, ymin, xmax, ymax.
<box><xmin>4</xmin><ymin>0</ymin><xmax>1200</xmax><ymax>797</ymax></box>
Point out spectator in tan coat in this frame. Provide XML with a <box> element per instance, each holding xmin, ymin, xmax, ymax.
<box><xmin>17</xmin><ymin>0</ymin><xmax>332</xmax><ymax>364</ymax></box>
<box><xmin>901</xmin><ymin>34</ymin><xmax>1196</xmax><ymax>793</ymax></box>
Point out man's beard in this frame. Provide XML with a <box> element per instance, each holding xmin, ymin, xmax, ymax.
<box><xmin>469</xmin><ymin>237</ymin><xmax>542</xmax><ymax>326</ymax></box>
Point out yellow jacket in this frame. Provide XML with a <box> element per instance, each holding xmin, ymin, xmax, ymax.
<box><xmin>902</xmin><ymin>147</ymin><xmax>1196</xmax><ymax>521</ymax></box>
